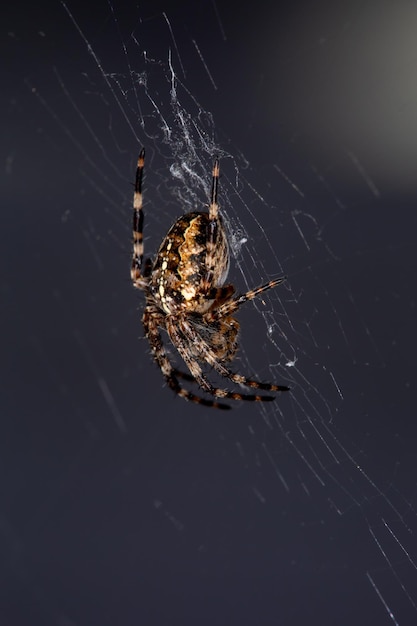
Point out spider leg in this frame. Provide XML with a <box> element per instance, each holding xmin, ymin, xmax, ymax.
<box><xmin>143</xmin><ymin>309</ymin><xmax>231</xmax><ymax>410</ymax></box>
<box><xmin>208</xmin><ymin>276</ymin><xmax>287</xmax><ymax>320</ymax></box>
<box><xmin>171</xmin><ymin>368</ymin><xmax>197</xmax><ymax>383</ymax></box>
<box><xmin>167</xmin><ymin>319</ymin><xmax>277</xmax><ymax>403</ymax></box>
<box><xmin>143</xmin><ymin>257</ymin><xmax>153</xmax><ymax>279</ymax></box>
<box><xmin>209</xmin><ymin>157</ymin><xmax>220</xmax><ymax>221</ymax></box>
<box><xmin>202</xmin><ymin>158</ymin><xmax>221</xmax><ymax>293</ymax></box>
<box><xmin>131</xmin><ymin>148</ymin><xmax>149</xmax><ymax>289</ymax></box>
<box><xmin>179</xmin><ymin>318</ymin><xmax>290</xmax><ymax>394</ymax></box>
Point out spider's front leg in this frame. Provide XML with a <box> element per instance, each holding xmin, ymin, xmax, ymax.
<box><xmin>131</xmin><ymin>148</ymin><xmax>150</xmax><ymax>290</ymax></box>
<box><xmin>201</xmin><ymin>158</ymin><xmax>230</xmax><ymax>296</ymax></box>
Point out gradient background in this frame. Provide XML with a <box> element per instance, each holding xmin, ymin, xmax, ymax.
<box><xmin>2</xmin><ymin>1</ymin><xmax>417</xmax><ymax>624</ymax></box>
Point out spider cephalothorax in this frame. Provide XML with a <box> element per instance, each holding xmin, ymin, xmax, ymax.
<box><xmin>130</xmin><ymin>149</ymin><xmax>289</xmax><ymax>409</ymax></box>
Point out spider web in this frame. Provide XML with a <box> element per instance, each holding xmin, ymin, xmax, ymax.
<box><xmin>4</xmin><ymin>1</ymin><xmax>417</xmax><ymax>624</ymax></box>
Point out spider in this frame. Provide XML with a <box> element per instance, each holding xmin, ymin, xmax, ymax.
<box><xmin>131</xmin><ymin>149</ymin><xmax>289</xmax><ymax>410</ymax></box>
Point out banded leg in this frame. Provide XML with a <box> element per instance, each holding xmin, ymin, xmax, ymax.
<box><xmin>131</xmin><ymin>148</ymin><xmax>147</xmax><ymax>289</ymax></box>
<box><xmin>143</xmin><ymin>310</ymin><xmax>231</xmax><ymax>410</ymax></box>
<box><xmin>202</xmin><ymin>157</ymin><xmax>221</xmax><ymax>293</ymax></box>
<box><xmin>167</xmin><ymin>319</ymin><xmax>278</xmax><ymax>402</ymax></box>
<box><xmin>172</xmin><ymin>369</ymin><xmax>196</xmax><ymax>383</ymax></box>
<box><xmin>178</xmin><ymin>318</ymin><xmax>290</xmax><ymax>395</ymax></box>
<box><xmin>209</xmin><ymin>157</ymin><xmax>220</xmax><ymax>221</ymax></box>
<box><xmin>208</xmin><ymin>276</ymin><xmax>287</xmax><ymax>321</ymax></box>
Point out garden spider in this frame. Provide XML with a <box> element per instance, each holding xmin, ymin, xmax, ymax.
<box><xmin>131</xmin><ymin>149</ymin><xmax>289</xmax><ymax>409</ymax></box>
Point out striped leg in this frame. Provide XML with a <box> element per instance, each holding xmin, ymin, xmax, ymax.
<box><xmin>209</xmin><ymin>157</ymin><xmax>220</xmax><ymax>221</ymax></box>
<box><xmin>178</xmin><ymin>318</ymin><xmax>290</xmax><ymax>397</ymax></box>
<box><xmin>166</xmin><ymin>319</ymin><xmax>279</xmax><ymax>403</ymax></box>
<box><xmin>131</xmin><ymin>148</ymin><xmax>147</xmax><ymax>289</ymax></box>
<box><xmin>202</xmin><ymin>157</ymin><xmax>221</xmax><ymax>293</ymax></box>
<box><xmin>143</xmin><ymin>310</ymin><xmax>231</xmax><ymax>410</ymax></box>
<box><xmin>208</xmin><ymin>276</ymin><xmax>287</xmax><ymax>321</ymax></box>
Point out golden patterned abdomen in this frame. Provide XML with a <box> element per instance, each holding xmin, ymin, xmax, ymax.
<box><xmin>149</xmin><ymin>212</ymin><xmax>229</xmax><ymax>314</ymax></box>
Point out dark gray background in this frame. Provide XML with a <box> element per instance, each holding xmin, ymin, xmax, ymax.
<box><xmin>2</xmin><ymin>1</ymin><xmax>417</xmax><ymax>624</ymax></box>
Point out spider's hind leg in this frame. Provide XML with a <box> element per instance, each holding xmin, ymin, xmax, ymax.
<box><xmin>178</xmin><ymin>317</ymin><xmax>290</xmax><ymax>396</ymax></box>
<box><xmin>201</xmin><ymin>158</ymin><xmax>223</xmax><ymax>295</ymax></box>
<box><xmin>168</xmin><ymin>319</ymin><xmax>281</xmax><ymax>403</ymax></box>
<box><xmin>143</xmin><ymin>310</ymin><xmax>231</xmax><ymax>410</ymax></box>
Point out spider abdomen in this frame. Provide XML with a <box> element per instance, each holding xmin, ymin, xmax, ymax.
<box><xmin>150</xmin><ymin>211</ymin><xmax>229</xmax><ymax>314</ymax></box>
